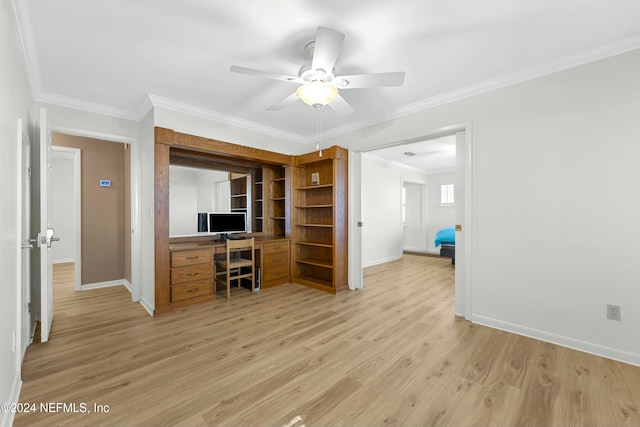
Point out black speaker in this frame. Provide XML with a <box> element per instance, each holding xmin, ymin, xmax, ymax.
<box><xmin>197</xmin><ymin>213</ymin><xmax>208</xmax><ymax>232</ymax></box>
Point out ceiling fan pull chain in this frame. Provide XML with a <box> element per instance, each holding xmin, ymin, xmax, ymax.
<box><xmin>316</xmin><ymin>107</ymin><xmax>323</xmax><ymax>157</ymax></box>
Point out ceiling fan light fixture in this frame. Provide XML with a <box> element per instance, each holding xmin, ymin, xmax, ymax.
<box><xmin>296</xmin><ymin>80</ymin><xmax>338</xmax><ymax>108</ymax></box>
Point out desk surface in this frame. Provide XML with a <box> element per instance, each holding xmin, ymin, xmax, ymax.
<box><xmin>169</xmin><ymin>235</ymin><xmax>289</xmax><ymax>252</ymax></box>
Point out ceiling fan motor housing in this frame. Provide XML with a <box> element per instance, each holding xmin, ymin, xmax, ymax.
<box><xmin>301</xmin><ymin>41</ymin><xmax>335</xmax><ymax>83</ymax></box>
<box><xmin>299</xmin><ymin>62</ymin><xmax>335</xmax><ymax>83</ymax></box>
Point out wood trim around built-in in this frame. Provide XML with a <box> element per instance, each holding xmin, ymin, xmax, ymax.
<box><xmin>294</xmin><ymin>146</ymin><xmax>340</xmax><ymax>166</ymax></box>
<box><xmin>155</xmin><ymin>127</ymin><xmax>291</xmax><ymax>165</ymax></box>
<box><xmin>154</xmin><ymin>127</ymin><xmax>293</xmax><ymax>314</ymax></box>
<box><xmin>154</xmin><ymin>126</ymin><xmax>349</xmax><ymax>313</ymax></box>
<box><xmin>333</xmin><ymin>150</ymin><xmax>349</xmax><ymax>293</ymax></box>
<box><xmin>154</xmin><ymin>142</ymin><xmax>172</xmax><ymax>315</ymax></box>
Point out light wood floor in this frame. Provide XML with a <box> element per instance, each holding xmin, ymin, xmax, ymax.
<box><xmin>15</xmin><ymin>257</ymin><xmax>640</xmax><ymax>427</ymax></box>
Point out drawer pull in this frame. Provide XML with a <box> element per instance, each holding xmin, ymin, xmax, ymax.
<box><xmin>272</xmin><ymin>258</ymin><xmax>281</xmax><ymax>263</ymax></box>
<box><xmin>185</xmin><ymin>256</ymin><xmax>200</xmax><ymax>261</ymax></box>
<box><xmin>187</xmin><ymin>288</ymin><xmax>199</xmax><ymax>293</ymax></box>
<box><xmin>186</xmin><ymin>273</ymin><xmax>199</xmax><ymax>277</ymax></box>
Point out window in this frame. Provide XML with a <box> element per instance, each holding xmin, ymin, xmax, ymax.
<box><xmin>440</xmin><ymin>183</ymin><xmax>454</xmax><ymax>205</ymax></box>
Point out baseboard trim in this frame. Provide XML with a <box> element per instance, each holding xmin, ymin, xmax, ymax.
<box><xmin>123</xmin><ymin>279</ymin><xmax>133</xmax><ymax>294</ymax></box>
<box><xmin>472</xmin><ymin>314</ymin><xmax>640</xmax><ymax>367</ymax></box>
<box><xmin>140</xmin><ymin>296</ymin><xmax>154</xmax><ymax>317</ymax></box>
<box><xmin>363</xmin><ymin>254</ymin><xmax>403</xmax><ymax>268</ymax></box>
<box><xmin>1</xmin><ymin>373</ymin><xmax>22</xmax><ymax>427</ymax></box>
<box><xmin>402</xmin><ymin>246</ymin><xmax>428</xmax><ymax>253</ymax></box>
<box><xmin>81</xmin><ymin>279</ymin><xmax>126</xmax><ymax>290</ymax></box>
<box><xmin>53</xmin><ymin>258</ymin><xmax>75</xmax><ymax>264</ymax></box>
<box><xmin>404</xmin><ymin>250</ymin><xmax>441</xmax><ymax>258</ymax></box>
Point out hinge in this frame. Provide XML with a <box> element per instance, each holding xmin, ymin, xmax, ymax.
<box><xmin>26</xmin><ymin>167</ymin><xmax>32</xmax><ymax>179</ymax></box>
<box><xmin>27</xmin><ymin>302</ymin><xmax>31</xmax><ymax>313</ymax></box>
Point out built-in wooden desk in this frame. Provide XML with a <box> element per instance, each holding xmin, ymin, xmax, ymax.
<box><xmin>164</xmin><ymin>236</ymin><xmax>290</xmax><ymax>311</ymax></box>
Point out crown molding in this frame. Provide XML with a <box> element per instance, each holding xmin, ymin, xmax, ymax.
<box><xmin>147</xmin><ymin>94</ymin><xmax>308</xmax><ymax>144</ymax></box>
<box><xmin>10</xmin><ymin>0</ymin><xmax>41</xmax><ymax>98</ymax></box>
<box><xmin>134</xmin><ymin>95</ymin><xmax>154</xmax><ymax>121</ymax></box>
<box><xmin>36</xmin><ymin>92</ymin><xmax>139</xmax><ymax>121</ymax></box>
<box><xmin>319</xmin><ymin>33</ymin><xmax>640</xmax><ymax>142</ymax></box>
<box><xmin>11</xmin><ymin>0</ymin><xmax>639</xmax><ymax>144</ymax></box>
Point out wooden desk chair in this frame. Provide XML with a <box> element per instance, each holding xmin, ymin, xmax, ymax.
<box><xmin>214</xmin><ymin>238</ymin><xmax>255</xmax><ymax>300</ymax></box>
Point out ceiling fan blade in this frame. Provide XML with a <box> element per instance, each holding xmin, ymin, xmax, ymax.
<box><xmin>230</xmin><ymin>65</ymin><xmax>303</xmax><ymax>84</ymax></box>
<box><xmin>335</xmin><ymin>71</ymin><xmax>405</xmax><ymax>89</ymax></box>
<box><xmin>327</xmin><ymin>94</ymin><xmax>355</xmax><ymax>116</ymax></box>
<box><xmin>266</xmin><ymin>91</ymin><xmax>300</xmax><ymax>111</ymax></box>
<box><xmin>311</xmin><ymin>27</ymin><xmax>345</xmax><ymax>75</ymax></box>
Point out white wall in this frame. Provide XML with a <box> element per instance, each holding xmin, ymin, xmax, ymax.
<box><xmin>51</xmin><ymin>154</ymin><xmax>76</xmax><ymax>262</ymax></box>
<box><xmin>426</xmin><ymin>172</ymin><xmax>456</xmax><ymax>253</ymax></box>
<box><xmin>196</xmin><ymin>169</ymin><xmax>230</xmax><ymax>212</ymax></box>
<box><xmin>0</xmin><ymin>1</ymin><xmax>35</xmax><ymax>425</ymax></box>
<box><xmin>362</xmin><ymin>154</ymin><xmax>428</xmax><ymax>266</ymax></box>
<box><xmin>402</xmin><ymin>181</ymin><xmax>428</xmax><ymax>252</ymax></box>
<box><xmin>139</xmin><ymin>108</ymin><xmax>155</xmax><ymax>315</ymax></box>
<box><xmin>169</xmin><ymin>168</ymin><xmax>198</xmax><ymax>236</ymax></box>
<box><xmin>327</xmin><ymin>49</ymin><xmax>640</xmax><ymax>366</ymax></box>
<box><xmin>169</xmin><ymin>167</ymin><xmax>231</xmax><ymax>236</ymax></box>
<box><xmin>154</xmin><ymin>106</ymin><xmax>309</xmax><ymax>155</ymax></box>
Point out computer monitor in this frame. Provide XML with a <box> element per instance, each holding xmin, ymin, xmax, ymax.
<box><xmin>208</xmin><ymin>212</ymin><xmax>246</xmax><ymax>235</ymax></box>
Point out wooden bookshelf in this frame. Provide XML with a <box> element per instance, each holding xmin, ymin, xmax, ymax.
<box><xmin>229</xmin><ymin>173</ymin><xmax>252</xmax><ymax>231</ymax></box>
<box><xmin>252</xmin><ymin>168</ymin><xmax>263</xmax><ymax>233</ymax></box>
<box><xmin>262</xmin><ymin>165</ymin><xmax>289</xmax><ymax>237</ymax></box>
<box><xmin>291</xmin><ymin>146</ymin><xmax>348</xmax><ymax>294</ymax></box>
<box><xmin>271</xmin><ymin>166</ymin><xmax>286</xmax><ymax>237</ymax></box>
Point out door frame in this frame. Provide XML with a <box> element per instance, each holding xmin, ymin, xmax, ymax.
<box><xmin>16</xmin><ymin>118</ymin><xmax>25</xmax><ymax>366</ymax></box>
<box><xmin>51</xmin><ymin>146</ymin><xmax>81</xmax><ymax>290</ymax></box>
<box><xmin>400</xmin><ymin>180</ymin><xmax>428</xmax><ymax>253</ymax></box>
<box><xmin>48</xmin><ymin>125</ymin><xmax>142</xmax><ymax>302</ymax></box>
<box><xmin>350</xmin><ymin>121</ymin><xmax>474</xmax><ymax>320</ymax></box>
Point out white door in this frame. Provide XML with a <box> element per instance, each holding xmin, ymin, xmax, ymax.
<box><xmin>349</xmin><ymin>151</ymin><xmax>363</xmax><ymax>289</ymax></box>
<box><xmin>38</xmin><ymin>108</ymin><xmax>57</xmax><ymax>342</ymax></box>
<box><xmin>19</xmin><ymin>119</ymin><xmax>33</xmax><ymax>355</ymax></box>
<box><xmin>454</xmin><ymin>130</ymin><xmax>467</xmax><ymax>318</ymax></box>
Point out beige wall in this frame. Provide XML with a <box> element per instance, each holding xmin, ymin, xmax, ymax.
<box><xmin>52</xmin><ymin>133</ymin><xmax>130</xmax><ymax>285</ymax></box>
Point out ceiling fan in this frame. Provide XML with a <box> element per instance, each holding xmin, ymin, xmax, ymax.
<box><xmin>229</xmin><ymin>26</ymin><xmax>406</xmax><ymax>116</ymax></box>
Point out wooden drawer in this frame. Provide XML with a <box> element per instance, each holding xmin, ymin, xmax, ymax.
<box><xmin>264</xmin><ymin>265</ymin><xmax>289</xmax><ymax>282</ymax></box>
<box><xmin>171</xmin><ymin>249</ymin><xmax>212</xmax><ymax>268</ymax></box>
<box><xmin>171</xmin><ymin>280</ymin><xmax>212</xmax><ymax>302</ymax></box>
<box><xmin>263</xmin><ymin>241</ymin><xmax>289</xmax><ymax>255</ymax></box>
<box><xmin>171</xmin><ymin>263</ymin><xmax>212</xmax><ymax>285</ymax></box>
<box><xmin>263</xmin><ymin>252</ymin><xmax>288</xmax><ymax>269</ymax></box>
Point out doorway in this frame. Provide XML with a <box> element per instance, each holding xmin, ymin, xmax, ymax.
<box><xmin>351</xmin><ymin>126</ymin><xmax>473</xmax><ymax>319</ymax></box>
<box><xmin>51</xmin><ymin>147</ymin><xmax>81</xmax><ymax>290</ymax></box>
<box><xmin>51</xmin><ymin>133</ymin><xmax>131</xmax><ymax>291</ymax></box>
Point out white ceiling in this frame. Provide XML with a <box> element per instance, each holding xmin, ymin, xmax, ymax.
<box><xmin>12</xmin><ymin>0</ymin><xmax>640</xmax><ymax>143</ymax></box>
<box><xmin>367</xmin><ymin>134</ymin><xmax>457</xmax><ymax>174</ymax></box>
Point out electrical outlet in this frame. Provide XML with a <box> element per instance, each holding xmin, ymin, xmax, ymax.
<box><xmin>607</xmin><ymin>304</ymin><xmax>621</xmax><ymax>321</ymax></box>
